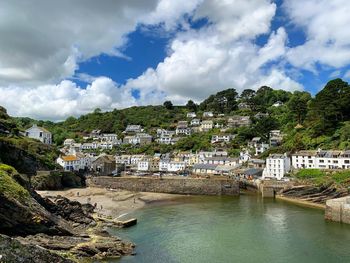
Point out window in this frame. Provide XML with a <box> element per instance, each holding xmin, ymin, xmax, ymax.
<box><xmin>39</xmin><ymin>132</ymin><xmax>43</xmax><ymax>137</ymax></box>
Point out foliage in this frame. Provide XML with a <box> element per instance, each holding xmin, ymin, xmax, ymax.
<box><xmin>0</xmin><ymin>164</ymin><xmax>30</xmax><ymax>201</ymax></box>
<box><xmin>295</xmin><ymin>169</ymin><xmax>326</xmax><ymax>179</ymax></box>
<box><xmin>199</xmin><ymin>88</ymin><xmax>238</xmax><ymax>114</ymax></box>
<box><xmin>163</xmin><ymin>101</ymin><xmax>173</xmax><ymax>110</ymax></box>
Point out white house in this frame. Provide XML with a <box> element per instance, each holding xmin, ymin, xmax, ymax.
<box><xmin>269</xmin><ymin>130</ymin><xmax>283</xmax><ymax>147</ymax></box>
<box><xmin>262</xmin><ymin>153</ymin><xmax>291</xmax><ymax>180</ymax></box>
<box><xmin>63</xmin><ymin>138</ymin><xmax>75</xmax><ymax>146</ymax></box>
<box><xmin>291</xmin><ymin>150</ymin><xmax>318</xmax><ymax>169</ymax></box>
<box><xmin>203</xmin><ymin>111</ymin><xmax>214</xmax><ymax>118</ymax></box>
<box><xmin>137</xmin><ymin>160</ymin><xmax>150</xmax><ymax>171</ymax></box>
<box><xmin>211</xmin><ymin>134</ymin><xmax>234</xmax><ymax>144</ymax></box>
<box><xmin>292</xmin><ymin>150</ymin><xmax>350</xmax><ymax>170</ymax></box>
<box><xmin>57</xmin><ymin>155</ymin><xmax>81</xmax><ymax>171</ymax></box>
<box><xmin>240</xmin><ymin>150</ymin><xmax>251</xmax><ymax>163</ymax></box>
<box><xmin>167</xmin><ymin>161</ymin><xmax>186</xmax><ymax>172</ymax></box>
<box><xmin>248</xmin><ymin>137</ymin><xmax>269</xmax><ymax>156</ymax></box>
<box><xmin>124</xmin><ymin>125</ymin><xmax>142</xmax><ymax>134</ymax></box>
<box><xmin>200</xmin><ymin>120</ymin><xmax>213</xmax><ymax>132</ymax></box>
<box><xmin>190</xmin><ymin>118</ymin><xmax>201</xmax><ymax>126</ymax></box>
<box><xmin>25</xmin><ymin>124</ymin><xmax>52</xmax><ymax>144</ymax></box>
<box><xmin>187</xmin><ymin>112</ymin><xmax>197</xmax><ymax>118</ymax></box>
<box><xmin>272</xmin><ymin>101</ymin><xmax>284</xmax><ymax>107</ymax></box>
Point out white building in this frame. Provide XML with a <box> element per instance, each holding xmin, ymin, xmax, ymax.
<box><xmin>200</xmin><ymin>120</ymin><xmax>213</xmax><ymax>132</ymax></box>
<box><xmin>63</xmin><ymin>138</ymin><xmax>75</xmax><ymax>146</ymax></box>
<box><xmin>190</xmin><ymin>118</ymin><xmax>201</xmax><ymax>126</ymax></box>
<box><xmin>272</xmin><ymin>101</ymin><xmax>284</xmax><ymax>107</ymax></box>
<box><xmin>240</xmin><ymin>150</ymin><xmax>251</xmax><ymax>163</ymax></box>
<box><xmin>292</xmin><ymin>150</ymin><xmax>350</xmax><ymax>170</ymax></box>
<box><xmin>124</xmin><ymin>125</ymin><xmax>142</xmax><ymax>134</ymax></box>
<box><xmin>167</xmin><ymin>161</ymin><xmax>186</xmax><ymax>172</ymax></box>
<box><xmin>248</xmin><ymin>137</ymin><xmax>269</xmax><ymax>156</ymax></box>
<box><xmin>263</xmin><ymin>153</ymin><xmax>291</xmax><ymax>180</ymax></box>
<box><xmin>137</xmin><ymin>160</ymin><xmax>150</xmax><ymax>171</ymax></box>
<box><xmin>203</xmin><ymin>111</ymin><xmax>214</xmax><ymax>118</ymax></box>
<box><xmin>211</xmin><ymin>134</ymin><xmax>235</xmax><ymax>144</ymax></box>
<box><xmin>25</xmin><ymin>124</ymin><xmax>52</xmax><ymax>144</ymax></box>
<box><xmin>187</xmin><ymin>112</ymin><xmax>196</xmax><ymax>118</ymax></box>
<box><xmin>56</xmin><ymin>154</ymin><xmax>92</xmax><ymax>171</ymax></box>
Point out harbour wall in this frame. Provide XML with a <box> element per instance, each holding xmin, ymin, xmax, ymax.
<box><xmin>325</xmin><ymin>197</ymin><xmax>350</xmax><ymax>224</ymax></box>
<box><xmin>88</xmin><ymin>176</ymin><xmax>240</xmax><ymax>196</ymax></box>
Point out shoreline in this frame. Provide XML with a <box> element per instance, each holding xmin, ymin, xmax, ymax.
<box><xmin>37</xmin><ymin>187</ymin><xmax>187</xmax><ymax>219</ymax></box>
<box><xmin>276</xmin><ymin>195</ymin><xmax>326</xmax><ymax>210</ymax></box>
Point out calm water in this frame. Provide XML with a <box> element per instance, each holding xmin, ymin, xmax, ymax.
<box><xmin>108</xmin><ymin>195</ymin><xmax>350</xmax><ymax>263</ymax></box>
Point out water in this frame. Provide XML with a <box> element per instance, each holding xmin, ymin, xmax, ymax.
<box><xmin>109</xmin><ymin>195</ymin><xmax>350</xmax><ymax>263</ymax></box>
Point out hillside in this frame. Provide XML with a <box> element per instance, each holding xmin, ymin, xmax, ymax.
<box><xmin>6</xmin><ymin>78</ymin><xmax>350</xmax><ymax>155</ymax></box>
<box><xmin>0</xmin><ymin>107</ymin><xmax>58</xmax><ymax>174</ymax></box>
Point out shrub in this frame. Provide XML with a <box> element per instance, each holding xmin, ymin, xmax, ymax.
<box><xmin>295</xmin><ymin>169</ymin><xmax>326</xmax><ymax>179</ymax></box>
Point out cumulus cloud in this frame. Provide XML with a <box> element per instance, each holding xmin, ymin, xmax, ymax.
<box><xmin>124</xmin><ymin>0</ymin><xmax>302</xmax><ymax>104</ymax></box>
<box><xmin>3</xmin><ymin>0</ymin><xmax>350</xmax><ymax>120</ymax></box>
<box><xmin>0</xmin><ymin>77</ymin><xmax>136</xmax><ymax>121</ymax></box>
<box><xmin>0</xmin><ymin>0</ymin><xmax>160</xmax><ymax>86</ymax></box>
<box><xmin>284</xmin><ymin>0</ymin><xmax>350</xmax><ymax>71</ymax></box>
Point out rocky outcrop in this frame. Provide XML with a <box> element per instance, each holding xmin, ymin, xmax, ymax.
<box><xmin>279</xmin><ymin>184</ymin><xmax>349</xmax><ymax>204</ymax></box>
<box><xmin>0</xmin><ymin>165</ymin><xmax>135</xmax><ymax>261</ymax></box>
<box><xmin>0</xmin><ymin>234</ymin><xmax>74</xmax><ymax>263</ymax></box>
<box><xmin>39</xmin><ymin>195</ymin><xmax>96</xmax><ymax>226</ymax></box>
<box><xmin>31</xmin><ymin>171</ymin><xmax>85</xmax><ymax>190</ymax></box>
<box><xmin>18</xmin><ymin>233</ymin><xmax>135</xmax><ymax>260</ymax></box>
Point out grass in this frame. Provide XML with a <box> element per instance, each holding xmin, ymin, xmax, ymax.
<box><xmin>0</xmin><ymin>164</ymin><xmax>30</xmax><ymax>201</ymax></box>
<box><xmin>295</xmin><ymin>169</ymin><xmax>326</xmax><ymax>179</ymax></box>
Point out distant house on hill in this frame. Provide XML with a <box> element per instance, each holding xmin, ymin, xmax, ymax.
<box><xmin>203</xmin><ymin>111</ymin><xmax>214</xmax><ymax>118</ymax></box>
<box><xmin>25</xmin><ymin>124</ymin><xmax>52</xmax><ymax>144</ymax></box>
<box><xmin>187</xmin><ymin>112</ymin><xmax>197</xmax><ymax>118</ymax></box>
<box><xmin>124</xmin><ymin>125</ymin><xmax>142</xmax><ymax>134</ymax></box>
<box><xmin>227</xmin><ymin>116</ymin><xmax>251</xmax><ymax>128</ymax></box>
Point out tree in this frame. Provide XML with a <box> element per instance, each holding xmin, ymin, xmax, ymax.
<box><xmin>307</xmin><ymin>78</ymin><xmax>350</xmax><ymax>135</ymax></box>
<box><xmin>93</xmin><ymin>108</ymin><xmax>102</xmax><ymax>114</ymax></box>
<box><xmin>163</xmin><ymin>101</ymin><xmax>173</xmax><ymax>110</ymax></box>
<box><xmin>286</xmin><ymin>91</ymin><xmax>311</xmax><ymax>124</ymax></box>
<box><xmin>199</xmin><ymin>88</ymin><xmax>238</xmax><ymax>113</ymax></box>
<box><xmin>186</xmin><ymin>100</ymin><xmax>197</xmax><ymax>111</ymax></box>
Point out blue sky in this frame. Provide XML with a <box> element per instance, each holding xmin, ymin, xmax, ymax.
<box><xmin>1</xmin><ymin>0</ymin><xmax>350</xmax><ymax>120</ymax></box>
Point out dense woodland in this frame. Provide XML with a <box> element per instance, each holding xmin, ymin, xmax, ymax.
<box><xmin>8</xmin><ymin>78</ymin><xmax>350</xmax><ymax>156</ymax></box>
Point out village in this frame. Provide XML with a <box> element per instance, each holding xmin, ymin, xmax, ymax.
<box><xmin>23</xmin><ymin>107</ymin><xmax>350</xmax><ymax>183</ymax></box>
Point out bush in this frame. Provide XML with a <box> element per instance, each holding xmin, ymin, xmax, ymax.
<box><xmin>295</xmin><ymin>169</ymin><xmax>326</xmax><ymax>179</ymax></box>
<box><xmin>332</xmin><ymin>170</ymin><xmax>350</xmax><ymax>184</ymax></box>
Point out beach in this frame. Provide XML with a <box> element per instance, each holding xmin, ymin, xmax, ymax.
<box><xmin>37</xmin><ymin>187</ymin><xmax>184</xmax><ymax>219</ymax></box>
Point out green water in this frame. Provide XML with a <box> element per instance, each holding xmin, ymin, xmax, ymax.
<box><xmin>109</xmin><ymin>195</ymin><xmax>350</xmax><ymax>263</ymax></box>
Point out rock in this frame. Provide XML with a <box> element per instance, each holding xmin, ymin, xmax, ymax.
<box><xmin>40</xmin><ymin>196</ymin><xmax>95</xmax><ymax>226</ymax></box>
<box><xmin>0</xmin><ymin>167</ymin><xmax>74</xmax><ymax>236</ymax></box>
<box><xmin>19</xmin><ymin>234</ymin><xmax>135</xmax><ymax>260</ymax></box>
<box><xmin>0</xmin><ymin>234</ymin><xmax>74</xmax><ymax>263</ymax></box>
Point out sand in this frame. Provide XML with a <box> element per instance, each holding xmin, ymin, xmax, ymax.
<box><xmin>37</xmin><ymin>187</ymin><xmax>184</xmax><ymax>219</ymax></box>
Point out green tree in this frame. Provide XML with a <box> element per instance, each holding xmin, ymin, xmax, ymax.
<box><xmin>163</xmin><ymin>101</ymin><xmax>173</xmax><ymax>110</ymax></box>
<box><xmin>186</xmin><ymin>100</ymin><xmax>197</xmax><ymax>111</ymax></box>
<box><xmin>286</xmin><ymin>91</ymin><xmax>311</xmax><ymax>124</ymax></box>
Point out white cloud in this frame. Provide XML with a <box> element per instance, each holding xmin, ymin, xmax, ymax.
<box><xmin>0</xmin><ymin>0</ymin><xmax>160</xmax><ymax>86</ymax></box>
<box><xmin>284</xmin><ymin>0</ymin><xmax>350</xmax><ymax>71</ymax></box>
<box><xmin>8</xmin><ymin>0</ymin><xmax>350</xmax><ymax>120</ymax></box>
<box><xmin>124</xmin><ymin>0</ymin><xmax>302</xmax><ymax>105</ymax></box>
<box><xmin>0</xmin><ymin>77</ymin><xmax>136</xmax><ymax>121</ymax></box>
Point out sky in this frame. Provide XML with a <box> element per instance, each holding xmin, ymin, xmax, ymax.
<box><xmin>1</xmin><ymin>0</ymin><xmax>350</xmax><ymax>121</ymax></box>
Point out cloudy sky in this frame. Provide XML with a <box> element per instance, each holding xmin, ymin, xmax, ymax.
<box><xmin>1</xmin><ymin>0</ymin><xmax>350</xmax><ymax>120</ymax></box>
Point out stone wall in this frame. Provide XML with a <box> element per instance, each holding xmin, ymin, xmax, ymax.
<box><xmin>325</xmin><ymin>197</ymin><xmax>350</xmax><ymax>224</ymax></box>
<box><xmin>88</xmin><ymin>176</ymin><xmax>239</xmax><ymax>196</ymax></box>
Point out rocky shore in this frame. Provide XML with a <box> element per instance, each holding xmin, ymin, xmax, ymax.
<box><xmin>276</xmin><ymin>183</ymin><xmax>349</xmax><ymax>208</ymax></box>
<box><xmin>0</xmin><ymin>165</ymin><xmax>136</xmax><ymax>262</ymax></box>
